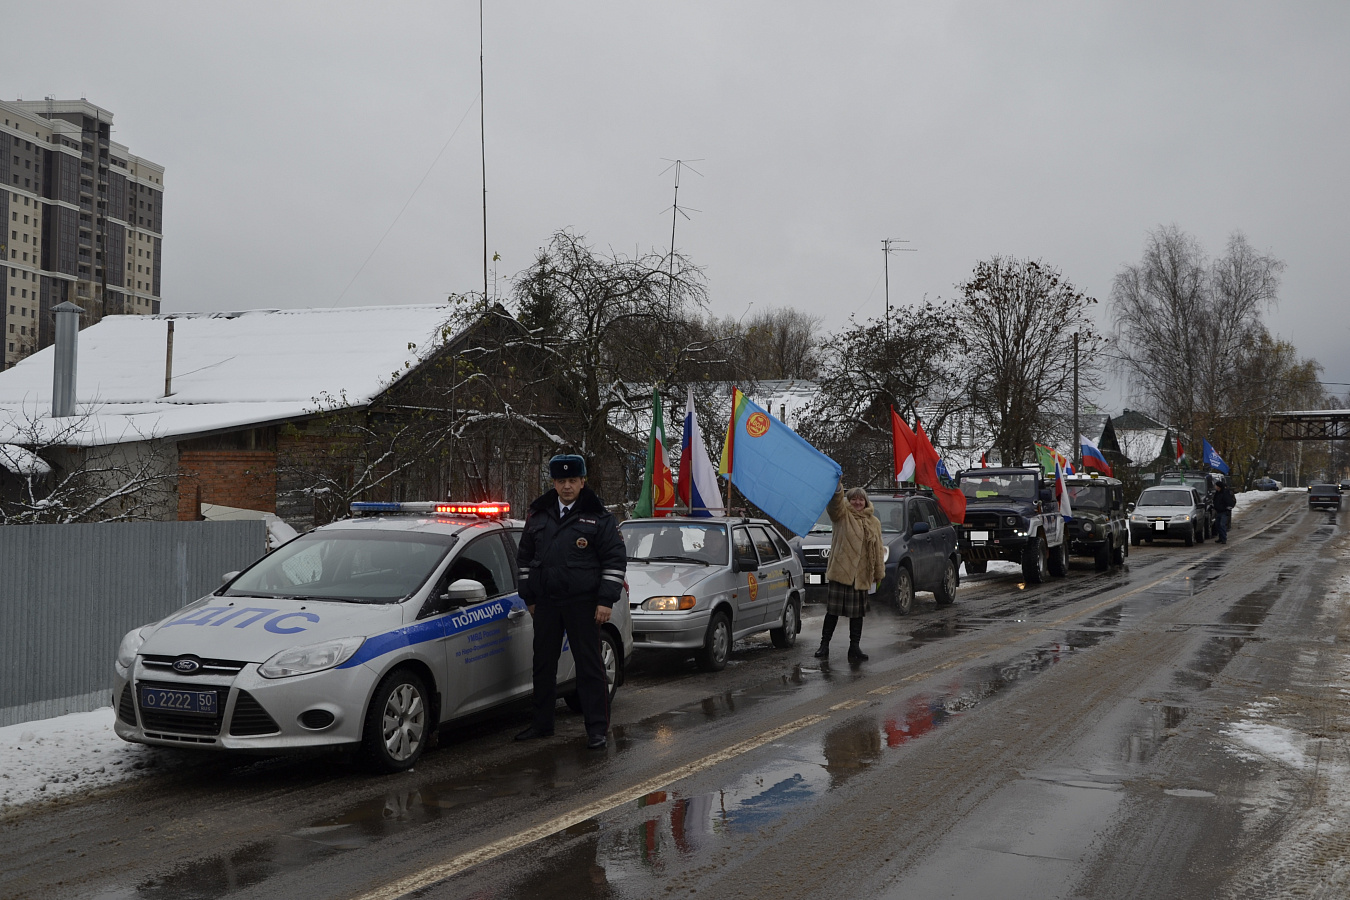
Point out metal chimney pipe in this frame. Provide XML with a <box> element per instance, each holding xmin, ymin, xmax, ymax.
<box><xmin>164</xmin><ymin>319</ymin><xmax>175</xmax><ymax>397</ymax></box>
<box><xmin>50</xmin><ymin>302</ymin><xmax>85</xmax><ymax>418</ymax></box>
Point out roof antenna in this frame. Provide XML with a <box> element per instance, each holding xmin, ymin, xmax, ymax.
<box><xmin>659</xmin><ymin>159</ymin><xmax>703</xmax><ymax>310</ymax></box>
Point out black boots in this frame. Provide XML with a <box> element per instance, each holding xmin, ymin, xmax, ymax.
<box><xmin>847</xmin><ymin>616</ymin><xmax>868</xmax><ymax>661</ymax></box>
<box><xmin>815</xmin><ymin>613</ymin><xmax>838</xmax><ymax>658</ymax></box>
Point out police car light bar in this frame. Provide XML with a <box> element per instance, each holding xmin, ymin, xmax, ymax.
<box><xmin>349</xmin><ymin>501</ymin><xmax>510</xmax><ymax>517</ymax></box>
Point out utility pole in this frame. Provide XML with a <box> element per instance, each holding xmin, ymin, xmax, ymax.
<box><xmin>479</xmin><ymin>0</ymin><xmax>489</xmax><ymax>310</ymax></box>
<box><xmin>1073</xmin><ymin>332</ymin><xmax>1080</xmax><ymax>470</ymax></box>
<box><xmin>881</xmin><ymin>239</ymin><xmax>916</xmax><ymax>342</ymax></box>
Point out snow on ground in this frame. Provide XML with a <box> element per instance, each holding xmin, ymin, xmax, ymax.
<box><xmin>0</xmin><ymin>707</ymin><xmax>175</xmax><ymax>813</ymax></box>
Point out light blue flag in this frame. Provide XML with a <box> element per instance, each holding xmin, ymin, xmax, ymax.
<box><xmin>721</xmin><ymin>390</ymin><xmax>842</xmax><ymax>536</ymax></box>
<box><xmin>1202</xmin><ymin>439</ymin><xmax>1230</xmax><ymax>474</ymax></box>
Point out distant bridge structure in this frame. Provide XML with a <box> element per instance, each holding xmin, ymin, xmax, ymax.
<box><xmin>1268</xmin><ymin>409</ymin><xmax>1350</xmax><ymax>441</ymax></box>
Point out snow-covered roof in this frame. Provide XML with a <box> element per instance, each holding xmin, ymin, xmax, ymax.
<box><xmin>1117</xmin><ymin>428</ymin><xmax>1169</xmax><ymax>467</ymax></box>
<box><xmin>0</xmin><ymin>444</ymin><xmax>51</xmax><ymax>475</ymax></box>
<box><xmin>0</xmin><ymin>305</ymin><xmax>457</xmax><ymax>447</ymax></box>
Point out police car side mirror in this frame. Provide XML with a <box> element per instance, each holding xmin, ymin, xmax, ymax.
<box><xmin>445</xmin><ymin>578</ymin><xmax>487</xmax><ymax>606</ymax></box>
<box><xmin>1126</xmin><ymin>502</ymin><xmax>1136</xmax><ymax>512</ymax></box>
<box><xmin>221</xmin><ymin>571</ymin><xmax>240</xmax><ymax>586</ymax></box>
<box><xmin>734</xmin><ymin>553</ymin><xmax>759</xmax><ymax>573</ymax></box>
<box><xmin>911</xmin><ymin>521</ymin><xmax>931</xmax><ymax>535</ymax></box>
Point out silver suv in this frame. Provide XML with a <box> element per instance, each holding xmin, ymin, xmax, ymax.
<box><xmin>1129</xmin><ymin>487</ymin><xmax>1206</xmax><ymax>547</ymax></box>
<box><xmin>621</xmin><ymin>517</ymin><xmax>805</xmax><ymax>671</ymax></box>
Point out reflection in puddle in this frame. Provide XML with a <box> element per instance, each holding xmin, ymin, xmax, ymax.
<box><xmin>1126</xmin><ymin>704</ymin><xmax>1190</xmax><ymax>765</ymax></box>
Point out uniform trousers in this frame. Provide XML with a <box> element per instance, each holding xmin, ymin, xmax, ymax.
<box><xmin>530</xmin><ymin>597</ymin><xmax>609</xmax><ymax>739</ymax></box>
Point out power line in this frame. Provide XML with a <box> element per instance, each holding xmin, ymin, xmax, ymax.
<box><xmin>331</xmin><ymin>97</ymin><xmax>479</xmax><ymax>308</ymax></box>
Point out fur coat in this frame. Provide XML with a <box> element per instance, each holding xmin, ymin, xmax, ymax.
<box><xmin>824</xmin><ymin>488</ymin><xmax>886</xmax><ymax>591</ymax></box>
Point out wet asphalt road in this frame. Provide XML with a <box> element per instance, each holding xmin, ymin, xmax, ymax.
<box><xmin>2</xmin><ymin>492</ymin><xmax>1344</xmax><ymax>900</ymax></box>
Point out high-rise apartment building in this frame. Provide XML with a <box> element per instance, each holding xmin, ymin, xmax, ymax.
<box><xmin>0</xmin><ymin>98</ymin><xmax>164</xmax><ymax>369</ymax></box>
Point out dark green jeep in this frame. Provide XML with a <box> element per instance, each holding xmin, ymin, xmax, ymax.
<box><xmin>1063</xmin><ymin>475</ymin><xmax>1129</xmax><ymax>570</ymax></box>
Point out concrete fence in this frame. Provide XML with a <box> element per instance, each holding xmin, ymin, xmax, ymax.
<box><xmin>0</xmin><ymin>520</ymin><xmax>267</xmax><ymax>727</ymax></box>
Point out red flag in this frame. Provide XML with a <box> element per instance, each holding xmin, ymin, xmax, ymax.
<box><xmin>1176</xmin><ymin>437</ymin><xmax>1185</xmax><ymax>463</ymax></box>
<box><xmin>913</xmin><ymin>419</ymin><xmax>966</xmax><ymax>524</ymax></box>
<box><xmin>890</xmin><ymin>407</ymin><xmax>916</xmax><ymax>483</ymax></box>
<box><xmin>980</xmin><ymin>451</ymin><xmax>988</xmax><ymax>468</ymax></box>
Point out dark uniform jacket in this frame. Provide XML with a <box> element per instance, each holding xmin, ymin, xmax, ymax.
<box><xmin>516</xmin><ymin>487</ymin><xmax>626</xmax><ymax>608</ymax></box>
<box><xmin>1214</xmin><ymin>487</ymin><xmax>1237</xmax><ymax>513</ymax></box>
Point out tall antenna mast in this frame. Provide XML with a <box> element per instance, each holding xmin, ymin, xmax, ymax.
<box><xmin>479</xmin><ymin>0</ymin><xmax>489</xmax><ymax>310</ymax></box>
<box><xmin>881</xmin><ymin>238</ymin><xmax>916</xmax><ymax>341</ymax></box>
<box><xmin>659</xmin><ymin>158</ymin><xmax>702</xmax><ymax>307</ymax></box>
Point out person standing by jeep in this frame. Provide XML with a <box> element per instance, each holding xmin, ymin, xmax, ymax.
<box><xmin>814</xmin><ymin>485</ymin><xmax>885</xmax><ymax>662</ymax></box>
<box><xmin>514</xmin><ymin>454</ymin><xmax>626</xmax><ymax>750</ymax></box>
<box><xmin>1213</xmin><ymin>478</ymin><xmax>1236</xmax><ymax>544</ymax></box>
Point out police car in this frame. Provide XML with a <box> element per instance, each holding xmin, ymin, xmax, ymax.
<box><xmin>112</xmin><ymin>501</ymin><xmax>633</xmax><ymax>772</ymax></box>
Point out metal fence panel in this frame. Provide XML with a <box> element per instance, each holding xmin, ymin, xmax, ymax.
<box><xmin>0</xmin><ymin>520</ymin><xmax>267</xmax><ymax>726</ymax></box>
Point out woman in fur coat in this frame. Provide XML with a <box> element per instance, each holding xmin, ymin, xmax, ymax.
<box><xmin>815</xmin><ymin>484</ymin><xmax>885</xmax><ymax>661</ymax></box>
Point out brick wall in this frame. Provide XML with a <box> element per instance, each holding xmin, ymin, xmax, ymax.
<box><xmin>177</xmin><ymin>450</ymin><xmax>277</xmax><ymax>521</ymax></box>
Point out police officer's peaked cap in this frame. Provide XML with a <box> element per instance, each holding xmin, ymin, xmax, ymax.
<box><xmin>549</xmin><ymin>454</ymin><xmax>587</xmax><ymax>479</ymax></box>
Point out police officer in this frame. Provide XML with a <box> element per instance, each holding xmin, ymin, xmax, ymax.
<box><xmin>514</xmin><ymin>454</ymin><xmax>626</xmax><ymax>750</ymax></box>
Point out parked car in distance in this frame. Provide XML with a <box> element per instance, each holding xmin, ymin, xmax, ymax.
<box><xmin>1129</xmin><ymin>487</ymin><xmax>1206</xmax><ymax>546</ymax></box>
<box><xmin>1340</xmin><ymin>480</ymin><xmax>1350</xmax><ymax>492</ymax></box>
<box><xmin>1308</xmin><ymin>484</ymin><xmax>1342</xmax><ymax>510</ymax></box>
<box><xmin>1063</xmin><ymin>475</ymin><xmax>1129</xmax><ymax>569</ymax></box>
<box><xmin>113</xmin><ymin>500</ymin><xmax>633</xmax><ymax>774</ymax></box>
<box><xmin>1252</xmin><ymin>477</ymin><xmax>1280</xmax><ymax>491</ymax></box>
<box><xmin>620</xmin><ymin>517</ymin><xmax>804</xmax><ymax>671</ymax></box>
<box><xmin>791</xmin><ymin>489</ymin><xmax>961</xmax><ymax>616</ymax></box>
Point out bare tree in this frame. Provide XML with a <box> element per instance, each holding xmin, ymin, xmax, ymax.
<box><xmin>1111</xmin><ymin>226</ymin><xmax>1283</xmax><ymax>439</ymax></box>
<box><xmin>0</xmin><ymin>410</ymin><xmax>177</xmax><ymax>525</ymax></box>
<box><xmin>741</xmin><ymin>307</ymin><xmax>823</xmax><ymax>380</ymax></box>
<box><xmin>511</xmin><ymin>230</ymin><xmax>710</xmax><ymax>498</ymax></box>
<box><xmin>958</xmin><ymin>257</ymin><xmax>1103</xmax><ymax>465</ymax></box>
<box><xmin>800</xmin><ymin>303</ymin><xmax>966</xmax><ymax>486</ymax></box>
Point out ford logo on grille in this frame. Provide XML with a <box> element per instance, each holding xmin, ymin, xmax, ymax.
<box><xmin>172</xmin><ymin>657</ymin><xmax>203</xmax><ymax>674</ymax></box>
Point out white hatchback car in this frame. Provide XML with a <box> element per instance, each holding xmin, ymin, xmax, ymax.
<box><xmin>112</xmin><ymin>501</ymin><xmax>633</xmax><ymax>772</ymax></box>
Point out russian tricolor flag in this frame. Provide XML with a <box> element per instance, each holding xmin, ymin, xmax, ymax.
<box><xmin>1080</xmin><ymin>434</ymin><xmax>1112</xmax><ymax>476</ymax></box>
<box><xmin>678</xmin><ymin>386</ymin><xmax>725</xmax><ymax>517</ymax></box>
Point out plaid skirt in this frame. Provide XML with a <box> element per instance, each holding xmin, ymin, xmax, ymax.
<box><xmin>825</xmin><ymin>580</ymin><xmax>869</xmax><ymax>618</ymax></box>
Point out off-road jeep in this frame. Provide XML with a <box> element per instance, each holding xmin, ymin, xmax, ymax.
<box><xmin>1062</xmin><ymin>474</ymin><xmax>1129</xmax><ymax>570</ymax></box>
<box><xmin>955</xmin><ymin>466</ymin><xmax>1068</xmax><ymax>584</ymax></box>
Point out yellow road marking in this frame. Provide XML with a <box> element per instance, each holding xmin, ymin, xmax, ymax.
<box><xmin>830</xmin><ymin>699</ymin><xmax>869</xmax><ymax>710</ymax></box>
<box><xmin>350</xmin><ymin>713</ymin><xmax>830</xmax><ymax>900</ymax></box>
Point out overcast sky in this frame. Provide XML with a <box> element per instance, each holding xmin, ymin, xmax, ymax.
<box><xmin>9</xmin><ymin>1</ymin><xmax>1349</xmax><ymax>408</ymax></box>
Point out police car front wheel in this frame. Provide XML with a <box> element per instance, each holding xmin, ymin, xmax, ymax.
<box><xmin>361</xmin><ymin>669</ymin><xmax>431</xmax><ymax>773</ymax></box>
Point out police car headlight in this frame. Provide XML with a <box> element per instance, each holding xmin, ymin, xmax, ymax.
<box><xmin>1171</xmin><ymin>514</ymin><xmax>1191</xmax><ymax>523</ymax></box>
<box><xmin>642</xmin><ymin>595</ymin><xmax>697</xmax><ymax>611</ymax></box>
<box><xmin>258</xmin><ymin>637</ymin><xmax>366</xmax><ymax>679</ymax></box>
<box><xmin>116</xmin><ymin>625</ymin><xmax>155</xmax><ymax>671</ymax></box>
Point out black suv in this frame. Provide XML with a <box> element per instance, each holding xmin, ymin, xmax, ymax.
<box><xmin>954</xmin><ymin>467</ymin><xmax>1069</xmax><ymax>584</ymax></box>
<box><xmin>791</xmin><ymin>489</ymin><xmax>962</xmax><ymax>616</ymax></box>
<box><xmin>1062</xmin><ymin>475</ymin><xmax>1129</xmax><ymax>569</ymax></box>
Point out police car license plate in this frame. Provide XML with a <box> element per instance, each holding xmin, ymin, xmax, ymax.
<box><xmin>969</xmin><ymin>531</ymin><xmax>989</xmax><ymax>543</ymax></box>
<box><xmin>806</xmin><ymin>573</ymin><xmax>823</xmax><ymax>585</ymax></box>
<box><xmin>1154</xmin><ymin>521</ymin><xmax>1166</xmax><ymax>532</ymax></box>
<box><xmin>139</xmin><ymin>686</ymin><xmax>218</xmax><ymax>716</ymax></box>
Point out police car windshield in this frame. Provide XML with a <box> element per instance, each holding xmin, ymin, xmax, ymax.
<box><xmin>223</xmin><ymin>531</ymin><xmax>456</xmax><ymax>603</ymax></box>
<box><xmin>958</xmin><ymin>473</ymin><xmax>1037</xmax><ymax>501</ymax></box>
<box><xmin>621</xmin><ymin>522</ymin><xmax>728</xmax><ymax>565</ymax></box>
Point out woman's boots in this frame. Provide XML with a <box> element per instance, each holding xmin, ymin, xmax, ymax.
<box><xmin>847</xmin><ymin>616</ymin><xmax>868</xmax><ymax>661</ymax></box>
<box><xmin>814</xmin><ymin>613</ymin><xmax>838</xmax><ymax>658</ymax></box>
